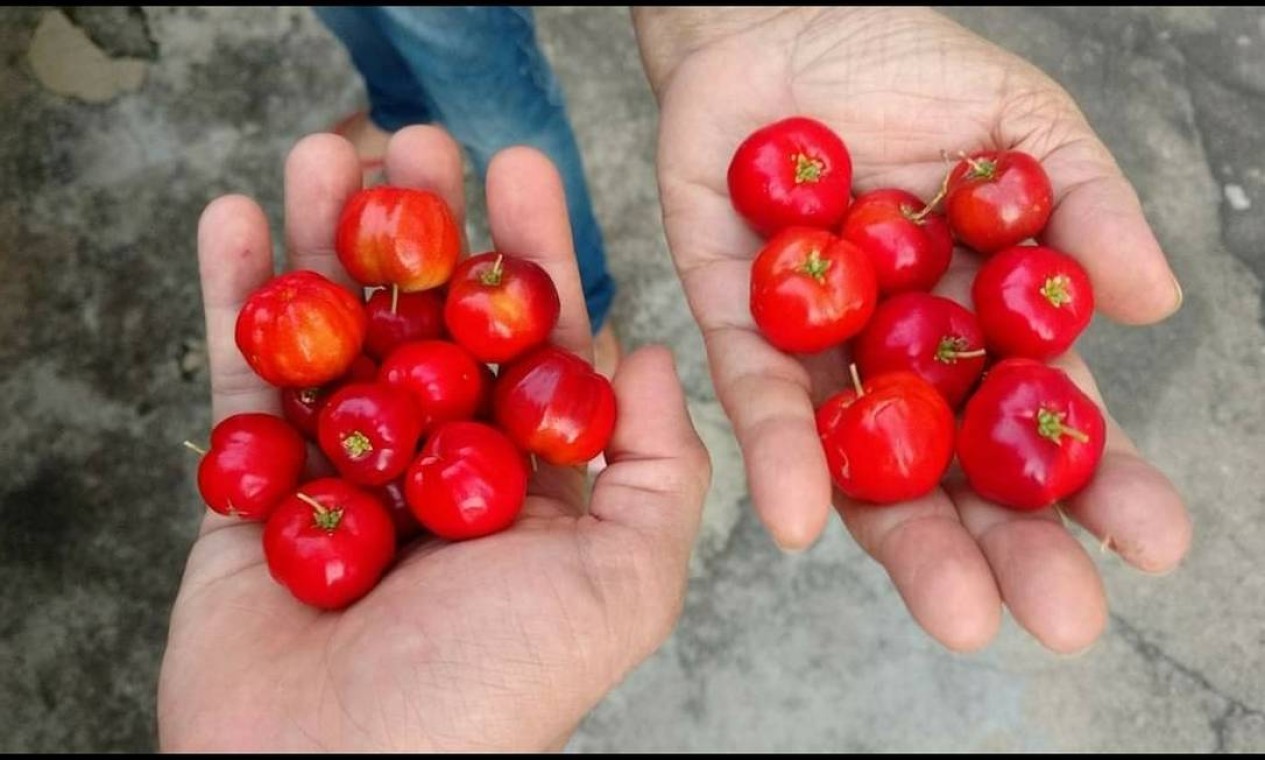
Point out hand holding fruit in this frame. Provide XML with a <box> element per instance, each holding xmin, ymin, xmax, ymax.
<box><xmin>160</xmin><ymin>127</ymin><xmax>711</xmax><ymax>752</ymax></box>
<box><xmin>635</xmin><ymin>5</ymin><xmax>1190</xmax><ymax>653</ymax></box>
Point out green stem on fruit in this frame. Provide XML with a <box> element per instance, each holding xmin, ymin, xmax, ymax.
<box><xmin>849</xmin><ymin>363</ymin><xmax>865</xmax><ymax>397</ymax></box>
<box><xmin>1036</xmin><ymin>407</ymin><xmax>1089</xmax><ymax>445</ymax></box>
<box><xmin>958</xmin><ymin>150</ymin><xmax>996</xmax><ymax>181</ymax></box>
<box><xmin>793</xmin><ymin>152</ymin><xmax>824</xmax><ymax>184</ymax></box>
<box><xmin>391</xmin><ymin>283</ymin><xmax>399</xmax><ymax>315</ymax></box>
<box><xmin>182</xmin><ymin>440</ymin><xmax>207</xmax><ymax>456</ymax></box>
<box><xmin>934</xmin><ymin>336</ymin><xmax>986</xmax><ymax>364</ymax></box>
<box><xmin>297</xmin><ymin>492</ymin><xmax>344</xmax><ymax>532</ymax></box>
<box><xmin>1040</xmin><ymin>275</ymin><xmax>1072</xmax><ymax>308</ymax></box>
<box><xmin>799</xmin><ymin>248</ymin><xmax>831</xmax><ymax>283</ymax></box>
<box><xmin>480</xmin><ymin>254</ymin><xmax>506</xmax><ymax>287</ymax></box>
<box><xmin>342</xmin><ymin>431</ymin><xmax>374</xmax><ymax>460</ymax></box>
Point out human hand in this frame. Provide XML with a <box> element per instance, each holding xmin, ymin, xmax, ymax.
<box><xmin>158</xmin><ymin>126</ymin><xmax>710</xmax><ymax>751</ymax></box>
<box><xmin>633</xmin><ymin>6</ymin><xmax>1189</xmax><ymax>653</ymax></box>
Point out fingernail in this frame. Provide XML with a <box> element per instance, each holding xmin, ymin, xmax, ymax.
<box><xmin>1168</xmin><ymin>273</ymin><xmax>1184</xmax><ymax>316</ymax></box>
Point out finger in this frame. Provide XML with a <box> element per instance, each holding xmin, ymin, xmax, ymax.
<box><xmin>384</xmin><ymin>124</ymin><xmax>469</xmax><ymax>248</ymax></box>
<box><xmin>196</xmin><ymin>194</ymin><xmax>278</xmax><ymax>423</ymax></box>
<box><xmin>283</xmin><ymin>132</ymin><xmax>362</xmax><ymax>289</ymax></box>
<box><xmin>708</xmin><ymin>325</ymin><xmax>833</xmax><ymax>550</ymax></box>
<box><xmin>837</xmin><ymin>492</ymin><xmax>1002</xmax><ymax>653</ymax></box>
<box><xmin>1051</xmin><ymin>352</ymin><xmax>1192</xmax><ymax>574</ymax></box>
<box><xmin>591</xmin><ymin>345</ymin><xmax>710</xmax><ymax>549</ymax></box>
<box><xmin>950</xmin><ymin>480</ymin><xmax>1108</xmax><ymax>655</ymax></box>
<box><xmin>1032</xmin><ymin>131</ymin><xmax>1182</xmax><ymax>325</ymax></box>
<box><xmin>485</xmin><ymin>146</ymin><xmax>593</xmax><ymax>361</ymax></box>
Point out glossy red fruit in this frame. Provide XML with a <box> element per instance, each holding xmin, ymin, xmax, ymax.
<box><xmin>192</xmin><ymin>413</ymin><xmax>307</xmax><ymax>520</ymax></box>
<box><xmin>405</xmin><ymin>421</ymin><xmax>528</xmax><ymax>541</ymax></box>
<box><xmin>371</xmin><ymin>479</ymin><xmax>424</xmax><ymax>544</ymax></box>
<box><xmin>378</xmin><ymin>340</ymin><xmax>487</xmax><ymax>435</ymax></box>
<box><xmin>363</xmin><ymin>287</ymin><xmax>445</xmax><ymax>361</ymax></box>
<box><xmin>972</xmin><ymin>245</ymin><xmax>1094</xmax><ymax>360</ymax></box>
<box><xmin>839</xmin><ymin>188</ymin><xmax>953</xmax><ymax>295</ymax></box>
<box><xmin>235</xmin><ymin>270</ymin><xmax>367</xmax><ymax>388</ymax></box>
<box><xmin>317</xmin><ymin>382</ymin><xmax>423</xmax><ymax>486</ymax></box>
<box><xmin>263</xmin><ymin>478</ymin><xmax>396</xmax><ymax>609</ymax></box>
<box><xmin>957</xmin><ymin>358</ymin><xmax>1106</xmax><ymax>510</ymax></box>
<box><xmin>750</xmin><ymin>227</ymin><xmax>877</xmax><ymax>354</ymax></box>
<box><xmin>815</xmin><ymin>370</ymin><xmax>955</xmax><ymax>504</ymax></box>
<box><xmin>335</xmin><ymin>186</ymin><xmax>461</xmax><ymax>292</ymax></box>
<box><xmin>281</xmin><ymin>354</ymin><xmax>378</xmax><ymax>439</ymax></box>
<box><xmin>493</xmin><ymin>345</ymin><xmax>616</xmax><ymax>466</ymax></box>
<box><xmin>443</xmin><ymin>252</ymin><xmax>561</xmax><ymax>364</ymax></box>
<box><xmin>945</xmin><ymin>150</ymin><xmax>1053</xmax><ymax>254</ymax></box>
<box><xmin>728</xmin><ymin>116</ymin><xmax>853</xmax><ymax>237</ymax></box>
<box><xmin>853</xmin><ymin>293</ymin><xmax>986</xmax><ymax>408</ymax></box>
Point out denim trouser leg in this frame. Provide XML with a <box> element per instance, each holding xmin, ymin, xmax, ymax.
<box><xmin>312</xmin><ymin>7</ymin><xmax>434</xmax><ymax>130</ymax></box>
<box><xmin>314</xmin><ymin>6</ymin><xmax>616</xmax><ymax>332</ymax></box>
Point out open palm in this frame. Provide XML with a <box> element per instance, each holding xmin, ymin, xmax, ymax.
<box><xmin>636</xmin><ymin>7</ymin><xmax>1190</xmax><ymax>653</ymax></box>
<box><xmin>158</xmin><ymin>127</ymin><xmax>710</xmax><ymax>751</ymax></box>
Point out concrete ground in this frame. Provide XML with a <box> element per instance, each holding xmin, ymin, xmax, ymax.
<box><xmin>1</xmin><ymin>5</ymin><xmax>1262</xmax><ymax>753</ymax></box>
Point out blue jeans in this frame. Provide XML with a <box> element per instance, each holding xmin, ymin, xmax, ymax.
<box><xmin>314</xmin><ymin>6</ymin><xmax>616</xmax><ymax>332</ymax></box>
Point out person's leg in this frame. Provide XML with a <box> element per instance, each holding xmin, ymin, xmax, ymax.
<box><xmin>373</xmin><ymin>7</ymin><xmax>617</xmax><ymax>338</ymax></box>
<box><xmin>312</xmin><ymin>7</ymin><xmax>435</xmax><ymax>133</ymax></box>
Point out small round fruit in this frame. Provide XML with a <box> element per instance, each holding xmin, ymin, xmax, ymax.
<box><xmin>235</xmin><ymin>270</ymin><xmax>367</xmax><ymax>388</ymax></box>
<box><xmin>972</xmin><ymin>244</ymin><xmax>1094</xmax><ymax>360</ymax></box>
<box><xmin>193</xmin><ymin>413</ymin><xmax>307</xmax><ymax>520</ymax></box>
<box><xmin>363</xmin><ymin>288</ymin><xmax>446</xmax><ymax>361</ymax></box>
<box><xmin>405</xmin><ymin>421</ymin><xmax>528</xmax><ymax>541</ymax></box>
<box><xmin>443</xmin><ymin>252</ymin><xmax>561</xmax><ymax>364</ymax></box>
<box><xmin>378</xmin><ymin>340</ymin><xmax>487</xmax><ymax>435</ymax></box>
<box><xmin>750</xmin><ymin>227</ymin><xmax>878</xmax><ymax>354</ymax></box>
<box><xmin>492</xmin><ymin>345</ymin><xmax>616</xmax><ymax>466</ymax></box>
<box><xmin>815</xmin><ymin>370</ymin><xmax>955</xmax><ymax>504</ymax></box>
<box><xmin>281</xmin><ymin>354</ymin><xmax>378</xmax><ymax>439</ymax></box>
<box><xmin>335</xmin><ymin>186</ymin><xmax>461</xmax><ymax>292</ymax></box>
<box><xmin>852</xmin><ymin>293</ymin><xmax>986</xmax><ymax>408</ymax></box>
<box><xmin>263</xmin><ymin>478</ymin><xmax>396</xmax><ymax>609</ymax></box>
<box><xmin>728</xmin><ymin>116</ymin><xmax>853</xmax><ymax>237</ymax></box>
<box><xmin>317</xmin><ymin>382</ymin><xmax>423</xmax><ymax>486</ymax></box>
<box><xmin>839</xmin><ymin>188</ymin><xmax>953</xmax><ymax>295</ymax></box>
<box><xmin>945</xmin><ymin>150</ymin><xmax>1053</xmax><ymax>253</ymax></box>
<box><xmin>956</xmin><ymin>358</ymin><xmax>1106</xmax><ymax>510</ymax></box>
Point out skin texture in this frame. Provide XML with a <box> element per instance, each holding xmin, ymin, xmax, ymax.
<box><xmin>195</xmin><ymin>413</ymin><xmax>307</xmax><ymax>521</ymax></box>
<box><xmin>815</xmin><ymin>371</ymin><xmax>955</xmax><ymax>504</ymax></box>
<box><xmin>405</xmin><ymin>421</ymin><xmax>529</xmax><ymax>540</ymax></box>
<box><xmin>335</xmin><ymin>185</ymin><xmax>462</xmax><ymax>291</ymax></box>
<box><xmin>957</xmin><ymin>359</ymin><xmax>1107</xmax><ymax>510</ymax></box>
<box><xmin>161</xmin><ymin>128</ymin><xmax>711</xmax><ymax>751</ymax></box>
<box><xmin>634</xmin><ymin>6</ymin><xmax>1188</xmax><ymax>653</ymax></box>
<box><xmin>316</xmin><ymin>381</ymin><xmax>423</xmax><ymax>487</ymax></box>
<box><xmin>234</xmin><ymin>269</ymin><xmax>367</xmax><ymax>388</ymax></box>
<box><xmin>840</xmin><ymin>188</ymin><xmax>953</xmax><ymax>295</ymax></box>
<box><xmin>363</xmin><ymin>288</ymin><xmax>446</xmax><ymax>361</ymax></box>
<box><xmin>727</xmin><ymin>116</ymin><xmax>853</xmax><ymax>236</ymax></box>
<box><xmin>444</xmin><ymin>252</ymin><xmax>562</xmax><ymax>364</ymax></box>
<box><xmin>972</xmin><ymin>244</ymin><xmax>1095</xmax><ymax>360</ymax></box>
<box><xmin>492</xmin><ymin>345</ymin><xmax>617</xmax><ymax>466</ymax></box>
<box><xmin>749</xmin><ymin>227</ymin><xmax>877</xmax><ymax>354</ymax></box>
<box><xmin>945</xmin><ymin>150</ymin><xmax>1054</xmax><ymax>254</ymax></box>
<box><xmin>852</xmin><ymin>292</ymin><xmax>986</xmax><ymax>408</ymax></box>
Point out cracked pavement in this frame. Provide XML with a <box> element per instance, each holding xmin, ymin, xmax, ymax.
<box><xmin>0</xmin><ymin>6</ymin><xmax>1262</xmax><ymax>752</ymax></box>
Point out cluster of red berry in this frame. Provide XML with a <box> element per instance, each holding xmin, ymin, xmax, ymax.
<box><xmin>730</xmin><ymin>117</ymin><xmax>1104</xmax><ymax>509</ymax></box>
<box><xmin>188</xmin><ymin>187</ymin><xmax>615</xmax><ymax>609</ymax></box>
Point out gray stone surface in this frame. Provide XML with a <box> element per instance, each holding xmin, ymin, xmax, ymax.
<box><xmin>0</xmin><ymin>5</ymin><xmax>1261</xmax><ymax>753</ymax></box>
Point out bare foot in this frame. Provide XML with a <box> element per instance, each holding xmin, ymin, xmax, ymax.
<box><xmin>593</xmin><ymin>321</ymin><xmax>622</xmax><ymax>379</ymax></box>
